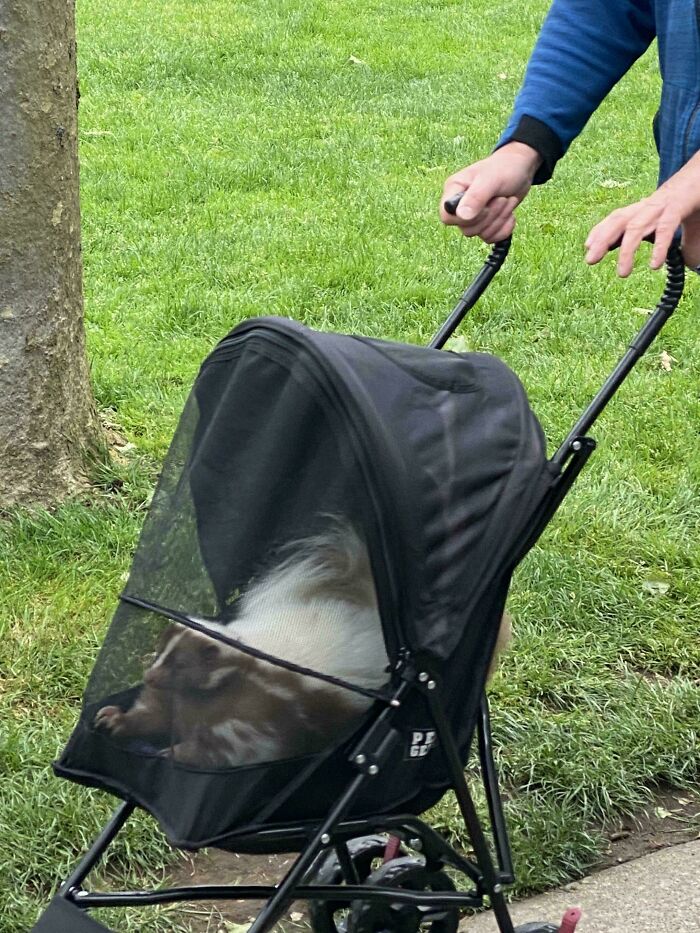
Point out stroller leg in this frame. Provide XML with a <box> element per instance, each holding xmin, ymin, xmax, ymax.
<box><xmin>425</xmin><ymin>689</ymin><xmax>516</xmax><ymax>933</ymax></box>
<box><xmin>247</xmin><ymin>773</ymin><xmax>369</xmax><ymax>933</ymax></box>
<box><xmin>59</xmin><ymin>801</ymin><xmax>135</xmax><ymax>899</ymax></box>
<box><xmin>478</xmin><ymin>694</ymin><xmax>514</xmax><ymax>884</ymax></box>
<box><xmin>51</xmin><ymin>801</ymin><xmax>136</xmax><ymax>901</ymax></box>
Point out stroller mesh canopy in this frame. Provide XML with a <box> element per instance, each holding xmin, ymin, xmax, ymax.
<box><xmin>56</xmin><ymin>317</ymin><xmax>551</xmax><ymax>846</ymax></box>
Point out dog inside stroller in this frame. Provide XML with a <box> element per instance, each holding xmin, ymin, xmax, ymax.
<box><xmin>32</xmin><ymin>217</ymin><xmax>685</xmax><ymax>933</ymax></box>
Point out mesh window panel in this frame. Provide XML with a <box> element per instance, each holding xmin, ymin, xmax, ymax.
<box><xmin>80</xmin><ymin>341</ymin><xmax>391</xmax><ymax>773</ymax></box>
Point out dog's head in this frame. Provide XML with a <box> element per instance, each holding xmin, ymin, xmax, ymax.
<box><xmin>144</xmin><ymin>626</ymin><xmax>234</xmax><ymax>692</ymax></box>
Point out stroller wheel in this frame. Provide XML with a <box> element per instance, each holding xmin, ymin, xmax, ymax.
<box><xmin>513</xmin><ymin>925</ymin><xmax>558</xmax><ymax>933</ymax></box>
<box><xmin>309</xmin><ymin>835</ymin><xmax>400</xmax><ymax>933</ymax></box>
<box><xmin>348</xmin><ymin>855</ymin><xmax>459</xmax><ymax>933</ymax></box>
<box><xmin>514</xmin><ymin>907</ymin><xmax>581</xmax><ymax>933</ymax></box>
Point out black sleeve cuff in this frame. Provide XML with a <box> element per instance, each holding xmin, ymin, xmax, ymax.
<box><xmin>497</xmin><ymin>115</ymin><xmax>564</xmax><ymax>185</ymax></box>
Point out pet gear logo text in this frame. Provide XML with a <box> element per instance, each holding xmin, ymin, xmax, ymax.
<box><xmin>406</xmin><ymin>730</ymin><xmax>437</xmax><ymax>760</ymax></box>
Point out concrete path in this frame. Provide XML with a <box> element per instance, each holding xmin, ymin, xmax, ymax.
<box><xmin>460</xmin><ymin>840</ymin><xmax>700</xmax><ymax>933</ymax></box>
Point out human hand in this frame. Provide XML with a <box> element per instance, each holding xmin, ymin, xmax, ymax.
<box><xmin>440</xmin><ymin>142</ymin><xmax>542</xmax><ymax>243</ymax></box>
<box><xmin>585</xmin><ymin>157</ymin><xmax>700</xmax><ymax>275</ymax></box>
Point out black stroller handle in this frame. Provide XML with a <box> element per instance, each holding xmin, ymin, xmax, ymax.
<box><xmin>439</xmin><ymin>191</ymin><xmax>686</xmax><ymax>464</ymax></box>
<box><xmin>553</xmin><ymin>234</ymin><xmax>685</xmax><ymax>462</ymax></box>
<box><xmin>443</xmin><ymin>191</ymin><xmax>684</xmax><ymax>288</ymax></box>
<box><xmin>608</xmin><ymin>229</ymin><xmax>679</xmax><ymax>256</ymax></box>
<box><xmin>433</xmin><ymin>189</ymin><xmax>512</xmax><ymax>348</ymax></box>
<box><xmin>429</xmin><ymin>235</ymin><xmax>512</xmax><ymax>349</ymax></box>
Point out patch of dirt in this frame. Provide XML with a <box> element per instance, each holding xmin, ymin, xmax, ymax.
<box><xmin>594</xmin><ymin>782</ymin><xmax>700</xmax><ymax>872</ymax></box>
<box><xmin>167</xmin><ymin>849</ymin><xmax>307</xmax><ymax>932</ymax></box>
<box><xmin>101</xmin><ymin>410</ymin><xmax>135</xmax><ymax>463</ymax></box>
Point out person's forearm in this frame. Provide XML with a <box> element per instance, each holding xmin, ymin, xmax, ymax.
<box><xmin>499</xmin><ymin>0</ymin><xmax>656</xmax><ymax>183</ymax></box>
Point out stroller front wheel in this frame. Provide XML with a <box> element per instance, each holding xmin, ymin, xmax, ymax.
<box><xmin>348</xmin><ymin>856</ymin><xmax>459</xmax><ymax>933</ymax></box>
<box><xmin>309</xmin><ymin>835</ymin><xmax>401</xmax><ymax>933</ymax></box>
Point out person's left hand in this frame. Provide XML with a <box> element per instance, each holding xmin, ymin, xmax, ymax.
<box><xmin>584</xmin><ymin>155</ymin><xmax>700</xmax><ymax>275</ymax></box>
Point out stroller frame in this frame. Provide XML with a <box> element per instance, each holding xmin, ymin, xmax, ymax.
<box><xmin>39</xmin><ymin>234</ymin><xmax>685</xmax><ymax>933</ymax></box>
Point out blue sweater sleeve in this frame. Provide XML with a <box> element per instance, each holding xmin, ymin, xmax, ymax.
<box><xmin>498</xmin><ymin>0</ymin><xmax>656</xmax><ymax>182</ymax></box>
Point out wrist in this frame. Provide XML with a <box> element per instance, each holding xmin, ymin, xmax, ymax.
<box><xmin>498</xmin><ymin>141</ymin><xmax>543</xmax><ymax>175</ymax></box>
<box><xmin>660</xmin><ymin>161</ymin><xmax>700</xmax><ymax>219</ymax></box>
<box><xmin>497</xmin><ymin>115</ymin><xmax>563</xmax><ymax>184</ymax></box>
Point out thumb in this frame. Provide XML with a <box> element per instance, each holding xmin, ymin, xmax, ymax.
<box><xmin>456</xmin><ymin>174</ymin><xmax>499</xmax><ymax>222</ymax></box>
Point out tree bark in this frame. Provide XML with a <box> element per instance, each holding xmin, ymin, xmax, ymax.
<box><xmin>0</xmin><ymin>0</ymin><xmax>101</xmax><ymax>507</ymax></box>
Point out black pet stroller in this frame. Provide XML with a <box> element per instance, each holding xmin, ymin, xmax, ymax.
<box><xmin>33</xmin><ymin>211</ymin><xmax>685</xmax><ymax>933</ymax></box>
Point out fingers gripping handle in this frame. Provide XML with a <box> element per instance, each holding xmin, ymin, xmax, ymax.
<box><xmin>440</xmin><ymin>184</ymin><xmax>512</xmax><ymax>270</ymax></box>
<box><xmin>446</xmin><ymin>194</ymin><xmax>684</xmax><ymax>293</ymax></box>
<box><xmin>433</xmin><ymin>189</ymin><xmax>512</xmax><ymax>348</ymax></box>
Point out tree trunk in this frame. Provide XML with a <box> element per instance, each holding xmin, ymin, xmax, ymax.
<box><xmin>0</xmin><ymin>0</ymin><xmax>101</xmax><ymax>507</ymax></box>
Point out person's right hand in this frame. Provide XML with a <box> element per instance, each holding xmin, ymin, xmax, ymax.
<box><xmin>439</xmin><ymin>142</ymin><xmax>542</xmax><ymax>243</ymax></box>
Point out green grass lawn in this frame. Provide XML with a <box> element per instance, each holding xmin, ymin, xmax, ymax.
<box><xmin>1</xmin><ymin>0</ymin><xmax>699</xmax><ymax>929</ymax></box>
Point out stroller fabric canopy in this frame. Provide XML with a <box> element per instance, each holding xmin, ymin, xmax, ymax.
<box><xmin>55</xmin><ymin>317</ymin><xmax>552</xmax><ymax>848</ymax></box>
<box><xmin>174</xmin><ymin>316</ymin><xmax>547</xmax><ymax>663</ymax></box>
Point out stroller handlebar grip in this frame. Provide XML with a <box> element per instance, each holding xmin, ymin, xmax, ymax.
<box><xmin>429</xmin><ymin>234</ymin><xmax>511</xmax><ymax>349</ymax></box>
<box><xmin>609</xmin><ymin>232</ymin><xmax>655</xmax><ymax>250</ymax></box>
<box><xmin>443</xmin><ymin>190</ymin><xmax>466</xmax><ymax>216</ymax></box>
<box><xmin>553</xmin><ymin>234</ymin><xmax>685</xmax><ymax>463</ymax></box>
<box><xmin>607</xmin><ymin>231</ymin><xmax>686</xmax><ymax>290</ymax></box>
